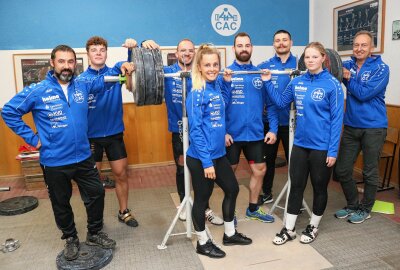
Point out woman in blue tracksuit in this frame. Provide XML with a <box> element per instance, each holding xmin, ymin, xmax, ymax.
<box><xmin>186</xmin><ymin>44</ymin><xmax>252</xmax><ymax>259</ymax></box>
<box><xmin>262</xmin><ymin>42</ymin><xmax>344</xmax><ymax>245</ymax></box>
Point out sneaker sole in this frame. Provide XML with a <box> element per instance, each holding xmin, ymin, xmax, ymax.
<box><xmin>347</xmin><ymin>215</ymin><xmax>371</xmax><ymax>224</ymax></box>
<box><xmin>196</xmin><ymin>250</ymin><xmax>226</xmax><ymax>258</ymax></box>
<box><xmin>245</xmin><ymin>216</ymin><xmax>274</xmax><ymax>223</ymax></box>
<box><xmin>334</xmin><ymin>212</ymin><xmax>354</xmax><ymax>219</ymax></box>
<box><xmin>262</xmin><ymin>198</ymin><xmax>274</xmax><ymax>204</ymax></box>
<box><xmin>272</xmin><ymin>235</ymin><xmax>296</xmax><ymax>245</ymax></box>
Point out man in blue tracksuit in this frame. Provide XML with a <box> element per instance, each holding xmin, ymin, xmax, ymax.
<box><xmin>83</xmin><ymin>36</ymin><xmax>138</xmax><ymax>228</ymax></box>
<box><xmin>257</xmin><ymin>29</ymin><xmax>297</xmax><ymax>205</ymax></box>
<box><xmin>223</xmin><ymin>32</ymin><xmax>278</xmax><ymax>223</ymax></box>
<box><xmin>2</xmin><ymin>45</ymin><xmax>132</xmax><ymax>261</ymax></box>
<box><xmin>334</xmin><ymin>30</ymin><xmax>390</xmax><ymax>224</ymax></box>
<box><xmin>137</xmin><ymin>39</ymin><xmax>223</xmax><ymax>225</ymax></box>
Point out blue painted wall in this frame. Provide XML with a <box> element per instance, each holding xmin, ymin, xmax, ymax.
<box><xmin>0</xmin><ymin>0</ymin><xmax>309</xmax><ymax>50</ymax></box>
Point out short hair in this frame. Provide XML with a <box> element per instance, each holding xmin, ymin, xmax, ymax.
<box><xmin>51</xmin><ymin>45</ymin><xmax>76</xmax><ymax>60</ymax></box>
<box><xmin>273</xmin><ymin>29</ymin><xmax>292</xmax><ymax>40</ymax></box>
<box><xmin>234</xmin><ymin>32</ymin><xmax>252</xmax><ymax>46</ymax></box>
<box><xmin>353</xmin><ymin>30</ymin><xmax>374</xmax><ymax>46</ymax></box>
<box><xmin>86</xmin><ymin>36</ymin><xmax>108</xmax><ymax>51</ymax></box>
<box><xmin>176</xmin><ymin>38</ymin><xmax>195</xmax><ymax>49</ymax></box>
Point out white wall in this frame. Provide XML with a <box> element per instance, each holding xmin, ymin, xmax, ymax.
<box><xmin>0</xmin><ymin>45</ymin><xmax>306</xmax><ymax>107</ymax></box>
<box><xmin>311</xmin><ymin>0</ymin><xmax>400</xmax><ymax>105</ymax></box>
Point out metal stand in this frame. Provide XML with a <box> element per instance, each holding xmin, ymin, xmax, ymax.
<box><xmin>268</xmin><ymin>76</ymin><xmax>311</xmax><ymax>224</ymax></box>
<box><xmin>158</xmin><ymin>72</ymin><xmax>194</xmax><ymax>250</ymax></box>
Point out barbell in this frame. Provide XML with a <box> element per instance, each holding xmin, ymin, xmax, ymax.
<box><xmin>104</xmin><ymin>48</ymin><xmax>343</xmax><ymax>106</ymax></box>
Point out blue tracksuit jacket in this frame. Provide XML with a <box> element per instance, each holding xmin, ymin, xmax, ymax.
<box><xmin>257</xmin><ymin>53</ymin><xmax>297</xmax><ymax>126</ymax></box>
<box><xmin>222</xmin><ymin>61</ymin><xmax>278</xmax><ymax>142</ymax></box>
<box><xmin>342</xmin><ymin>55</ymin><xmax>389</xmax><ymax>128</ymax></box>
<box><xmin>83</xmin><ymin>65</ymin><xmax>124</xmax><ymax>139</ymax></box>
<box><xmin>186</xmin><ymin>80</ymin><xmax>231</xmax><ymax>168</ymax></box>
<box><xmin>264</xmin><ymin>69</ymin><xmax>344</xmax><ymax>158</ymax></box>
<box><xmin>164</xmin><ymin>62</ymin><xmax>193</xmax><ymax>133</ymax></box>
<box><xmin>2</xmin><ymin>66</ymin><xmax>121</xmax><ymax>167</ymax></box>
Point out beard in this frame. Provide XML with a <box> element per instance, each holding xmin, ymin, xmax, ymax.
<box><xmin>55</xmin><ymin>69</ymin><xmax>73</xmax><ymax>83</ymax></box>
<box><xmin>235</xmin><ymin>51</ymin><xmax>251</xmax><ymax>62</ymax></box>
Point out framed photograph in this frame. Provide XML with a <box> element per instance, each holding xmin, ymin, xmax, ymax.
<box><xmin>160</xmin><ymin>47</ymin><xmax>226</xmax><ymax>69</ymax></box>
<box><xmin>13</xmin><ymin>53</ymin><xmax>88</xmax><ymax>92</ymax></box>
<box><xmin>333</xmin><ymin>0</ymin><xmax>386</xmax><ymax>56</ymax></box>
<box><xmin>393</xmin><ymin>20</ymin><xmax>400</xmax><ymax>40</ymax></box>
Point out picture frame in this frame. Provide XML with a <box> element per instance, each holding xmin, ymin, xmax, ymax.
<box><xmin>160</xmin><ymin>47</ymin><xmax>226</xmax><ymax>69</ymax></box>
<box><xmin>333</xmin><ymin>0</ymin><xmax>386</xmax><ymax>56</ymax></box>
<box><xmin>13</xmin><ymin>52</ymin><xmax>88</xmax><ymax>92</ymax></box>
<box><xmin>392</xmin><ymin>20</ymin><xmax>400</xmax><ymax>40</ymax></box>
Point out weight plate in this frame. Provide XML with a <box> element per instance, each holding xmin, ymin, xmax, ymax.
<box><xmin>152</xmin><ymin>49</ymin><xmax>165</xmax><ymax>105</ymax></box>
<box><xmin>56</xmin><ymin>243</ymin><xmax>113</xmax><ymax>270</ymax></box>
<box><xmin>0</xmin><ymin>196</ymin><xmax>38</xmax><ymax>216</ymax></box>
<box><xmin>131</xmin><ymin>48</ymin><xmax>146</xmax><ymax>106</ymax></box>
<box><xmin>142</xmin><ymin>49</ymin><xmax>157</xmax><ymax>105</ymax></box>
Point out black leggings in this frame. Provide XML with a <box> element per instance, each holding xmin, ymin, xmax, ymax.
<box><xmin>288</xmin><ymin>145</ymin><xmax>332</xmax><ymax>216</ymax></box>
<box><xmin>187</xmin><ymin>156</ymin><xmax>239</xmax><ymax>231</ymax></box>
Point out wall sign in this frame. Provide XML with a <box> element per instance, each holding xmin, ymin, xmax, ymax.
<box><xmin>211</xmin><ymin>4</ymin><xmax>241</xmax><ymax>36</ymax></box>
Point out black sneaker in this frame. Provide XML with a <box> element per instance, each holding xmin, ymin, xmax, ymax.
<box><xmin>102</xmin><ymin>177</ymin><xmax>115</xmax><ymax>189</ymax></box>
<box><xmin>64</xmin><ymin>236</ymin><xmax>80</xmax><ymax>261</ymax></box>
<box><xmin>259</xmin><ymin>193</ymin><xmax>274</xmax><ymax>205</ymax></box>
<box><xmin>223</xmin><ymin>231</ymin><xmax>252</xmax><ymax>246</ymax></box>
<box><xmin>86</xmin><ymin>232</ymin><xmax>116</xmax><ymax>249</ymax></box>
<box><xmin>118</xmin><ymin>209</ymin><xmax>139</xmax><ymax>227</ymax></box>
<box><xmin>196</xmin><ymin>239</ymin><xmax>226</xmax><ymax>258</ymax></box>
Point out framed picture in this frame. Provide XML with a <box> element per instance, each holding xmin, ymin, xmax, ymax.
<box><xmin>393</xmin><ymin>20</ymin><xmax>400</xmax><ymax>40</ymax></box>
<box><xmin>160</xmin><ymin>47</ymin><xmax>226</xmax><ymax>69</ymax></box>
<box><xmin>333</xmin><ymin>0</ymin><xmax>386</xmax><ymax>56</ymax></box>
<box><xmin>13</xmin><ymin>53</ymin><xmax>88</xmax><ymax>92</ymax></box>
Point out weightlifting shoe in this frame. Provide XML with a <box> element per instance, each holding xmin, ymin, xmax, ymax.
<box><xmin>64</xmin><ymin>236</ymin><xmax>80</xmax><ymax>261</ymax></box>
<box><xmin>86</xmin><ymin>232</ymin><xmax>116</xmax><ymax>249</ymax></box>
<box><xmin>196</xmin><ymin>239</ymin><xmax>226</xmax><ymax>258</ymax></box>
<box><xmin>223</xmin><ymin>230</ymin><xmax>252</xmax><ymax>246</ymax></box>
<box><xmin>205</xmin><ymin>208</ymin><xmax>224</xmax><ymax>225</ymax></box>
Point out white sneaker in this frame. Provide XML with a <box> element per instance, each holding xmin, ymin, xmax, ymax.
<box><xmin>178</xmin><ymin>205</ymin><xmax>186</xmax><ymax>221</ymax></box>
<box><xmin>205</xmin><ymin>208</ymin><xmax>223</xmax><ymax>226</ymax></box>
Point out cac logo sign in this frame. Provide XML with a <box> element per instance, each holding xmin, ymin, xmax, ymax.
<box><xmin>211</xmin><ymin>4</ymin><xmax>241</xmax><ymax>36</ymax></box>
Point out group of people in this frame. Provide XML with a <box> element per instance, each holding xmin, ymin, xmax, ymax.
<box><xmin>1</xmin><ymin>28</ymin><xmax>389</xmax><ymax>260</ymax></box>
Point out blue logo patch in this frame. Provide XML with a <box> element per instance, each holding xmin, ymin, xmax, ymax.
<box><xmin>252</xmin><ymin>77</ymin><xmax>263</xmax><ymax>89</ymax></box>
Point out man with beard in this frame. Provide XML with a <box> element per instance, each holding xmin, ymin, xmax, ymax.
<box><xmin>2</xmin><ymin>45</ymin><xmax>133</xmax><ymax>261</ymax></box>
<box><xmin>257</xmin><ymin>30</ymin><xmax>297</xmax><ymax>205</ymax></box>
<box><xmin>83</xmin><ymin>36</ymin><xmax>138</xmax><ymax>228</ymax></box>
<box><xmin>223</xmin><ymin>32</ymin><xmax>278</xmax><ymax>223</ymax></box>
<box><xmin>135</xmin><ymin>39</ymin><xmax>223</xmax><ymax>225</ymax></box>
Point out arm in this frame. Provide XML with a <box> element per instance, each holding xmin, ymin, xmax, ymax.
<box><xmin>186</xmin><ymin>91</ymin><xmax>213</xmax><ymax>169</ymax></box>
<box><xmin>1</xmin><ymin>88</ymin><xmax>39</xmax><ymax>147</ymax></box>
<box><xmin>327</xmin><ymin>80</ymin><xmax>344</xmax><ymax>160</ymax></box>
<box><xmin>346</xmin><ymin>64</ymin><xmax>389</xmax><ymax>102</ymax></box>
<box><xmin>263</xmin><ymin>79</ymin><xmax>294</xmax><ymax>109</ymax></box>
<box><xmin>264</xmin><ymin>94</ymin><xmax>278</xmax><ymax>144</ymax></box>
<box><xmin>217</xmin><ymin>68</ymin><xmax>233</xmax><ymax>106</ymax></box>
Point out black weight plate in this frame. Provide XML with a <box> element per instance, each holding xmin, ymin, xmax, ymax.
<box><xmin>298</xmin><ymin>53</ymin><xmax>306</xmax><ymax>71</ymax></box>
<box><xmin>142</xmin><ymin>49</ymin><xmax>157</xmax><ymax>105</ymax></box>
<box><xmin>0</xmin><ymin>196</ymin><xmax>38</xmax><ymax>216</ymax></box>
<box><xmin>56</xmin><ymin>243</ymin><xmax>113</xmax><ymax>270</ymax></box>
<box><xmin>152</xmin><ymin>49</ymin><xmax>165</xmax><ymax>105</ymax></box>
<box><xmin>326</xmin><ymin>49</ymin><xmax>343</xmax><ymax>82</ymax></box>
<box><xmin>131</xmin><ymin>48</ymin><xmax>146</xmax><ymax>106</ymax></box>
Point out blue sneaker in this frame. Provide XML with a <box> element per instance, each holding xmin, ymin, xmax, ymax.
<box><xmin>348</xmin><ymin>209</ymin><xmax>371</xmax><ymax>224</ymax></box>
<box><xmin>245</xmin><ymin>207</ymin><xmax>274</xmax><ymax>223</ymax></box>
<box><xmin>334</xmin><ymin>207</ymin><xmax>356</xmax><ymax>219</ymax></box>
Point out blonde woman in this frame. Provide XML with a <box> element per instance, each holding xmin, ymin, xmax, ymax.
<box><xmin>186</xmin><ymin>44</ymin><xmax>252</xmax><ymax>258</ymax></box>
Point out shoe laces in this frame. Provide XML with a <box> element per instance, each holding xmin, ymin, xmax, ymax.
<box><xmin>304</xmin><ymin>224</ymin><xmax>317</xmax><ymax>234</ymax></box>
<box><xmin>256</xmin><ymin>207</ymin><xmax>267</xmax><ymax>215</ymax></box>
